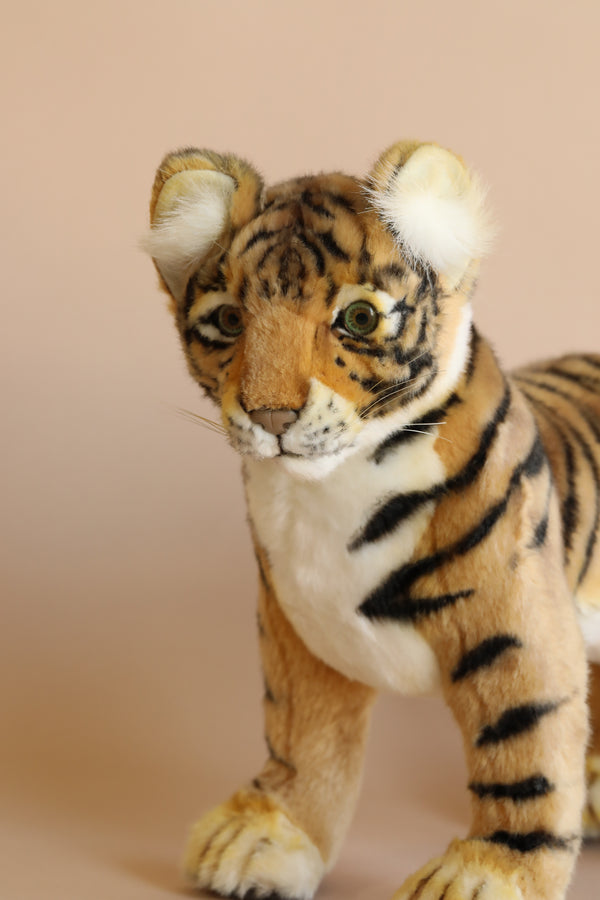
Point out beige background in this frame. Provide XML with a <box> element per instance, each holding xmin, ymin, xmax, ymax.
<box><xmin>2</xmin><ymin>1</ymin><xmax>599</xmax><ymax>897</ymax></box>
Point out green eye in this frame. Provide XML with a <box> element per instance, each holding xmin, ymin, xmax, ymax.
<box><xmin>216</xmin><ymin>305</ymin><xmax>243</xmax><ymax>337</ymax></box>
<box><xmin>343</xmin><ymin>300</ymin><xmax>378</xmax><ymax>336</ymax></box>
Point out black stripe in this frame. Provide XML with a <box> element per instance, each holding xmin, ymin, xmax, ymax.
<box><xmin>465</xmin><ymin>326</ymin><xmax>481</xmax><ymax>383</ymax></box>
<box><xmin>484</xmin><ymin>830</ymin><xmax>572</xmax><ymax>853</ymax></box>
<box><xmin>469</xmin><ymin>775</ymin><xmax>554</xmax><ymax>802</ymax></box>
<box><xmin>334</xmin><ymin>356</ymin><xmax>346</xmax><ymax>367</ymax></box>
<box><xmin>352</xmin><ymin>384</ymin><xmax>512</xmax><ymax>550</ymax></box>
<box><xmin>265</xmin><ymin>735</ymin><xmax>296</xmax><ymax>773</ymax></box>
<box><xmin>300</xmin><ymin>189</ymin><xmax>334</xmax><ymax>219</ymax></box>
<box><xmin>581</xmin><ymin>354</ymin><xmax>600</xmax><ymax>372</ymax></box>
<box><xmin>315</xmin><ymin>229</ymin><xmax>351</xmax><ymax>262</ymax></box>
<box><xmin>521</xmin><ymin>388</ymin><xmax>579</xmax><ymax>556</ymax></box>
<box><xmin>324</xmin><ymin>277</ymin><xmax>337</xmax><ymax>307</ymax></box>
<box><xmin>520</xmin><ymin>382</ymin><xmax>599</xmax><ymax>579</ymax></box>
<box><xmin>296</xmin><ymin>232</ymin><xmax>325</xmax><ymax>276</ymax></box>
<box><xmin>322</xmin><ymin>190</ymin><xmax>358</xmax><ymax>214</ymax></box>
<box><xmin>241</xmin><ymin>227</ymin><xmax>280</xmax><ymax>255</ymax></box>
<box><xmin>349</xmin><ymin>488</ymin><xmax>440</xmax><ymax>552</ymax></box>
<box><xmin>358</xmin><ymin>437</ymin><xmax>544</xmax><ymax>620</ymax></box>
<box><xmin>372</xmin><ymin>262</ymin><xmax>406</xmax><ymax>283</ymax></box>
<box><xmin>340</xmin><ymin>340</ymin><xmax>386</xmax><ymax>359</ymax></box>
<box><xmin>359</xmin><ymin>589</ymin><xmax>474</xmax><ymax>623</ymax></box>
<box><xmin>451</xmin><ymin>635</ymin><xmax>522</xmax><ymax>682</ymax></box>
<box><xmin>187</xmin><ymin>329</ymin><xmax>231</xmax><ymax>351</ymax></box>
<box><xmin>531</xmin><ymin>512</ymin><xmax>549</xmax><ymax>548</ymax></box>
<box><xmin>528</xmin><ymin>472</ymin><xmax>552</xmax><ymax>550</ymax></box>
<box><xmin>184</xmin><ymin>276</ymin><xmax>196</xmax><ymax>315</ymax></box>
<box><xmin>543</xmin><ymin>365</ymin><xmax>600</xmax><ymax>394</ymax></box>
<box><xmin>370</xmin><ymin>405</ymin><xmax>448</xmax><ymax>465</ymax></box>
<box><xmin>385</xmin><ymin>362</ymin><xmax>439</xmax><ymax>408</ymax></box>
<box><xmin>409</xmin><ymin>350</ymin><xmax>434</xmax><ymax>380</ymax></box>
<box><xmin>476</xmin><ymin>701</ymin><xmax>562</xmax><ymax>747</ymax></box>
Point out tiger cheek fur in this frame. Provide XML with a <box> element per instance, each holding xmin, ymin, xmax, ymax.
<box><xmin>144</xmin><ymin>141</ymin><xmax>599</xmax><ymax>900</ymax></box>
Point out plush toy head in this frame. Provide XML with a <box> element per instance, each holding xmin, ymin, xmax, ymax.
<box><xmin>143</xmin><ymin>142</ymin><xmax>492</xmax><ymax>472</ymax></box>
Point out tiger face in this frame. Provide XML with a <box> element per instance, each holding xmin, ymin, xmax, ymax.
<box><xmin>144</xmin><ymin>143</ymin><xmax>491</xmax><ymax>474</ymax></box>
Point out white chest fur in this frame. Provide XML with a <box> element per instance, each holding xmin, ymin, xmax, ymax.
<box><xmin>244</xmin><ymin>434</ymin><xmax>445</xmax><ymax>694</ymax></box>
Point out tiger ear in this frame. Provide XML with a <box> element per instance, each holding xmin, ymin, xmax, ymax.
<box><xmin>367</xmin><ymin>141</ymin><xmax>493</xmax><ymax>289</ymax></box>
<box><xmin>142</xmin><ymin>149</ymin><xmax>263</xmax><ymax>302</ymax></box>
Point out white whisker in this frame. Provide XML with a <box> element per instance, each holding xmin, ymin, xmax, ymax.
<box><xmin>176</xmin><ymin>407</ymin><xmax>228</xmax><ymax>436</ymax></box>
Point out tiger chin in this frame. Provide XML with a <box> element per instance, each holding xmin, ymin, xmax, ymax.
<box><xmin>143</xmin><ymin>140</ymin><xmax>600</xmax><ymax>900</ymax></box>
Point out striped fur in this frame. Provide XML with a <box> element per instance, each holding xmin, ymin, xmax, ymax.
<box><xmin>145</xmin><ymin>142</ymin><xmax>599</xmax><ymax>900</ymax></box>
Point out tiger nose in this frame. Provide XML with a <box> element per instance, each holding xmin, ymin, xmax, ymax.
<box><xmin>249</xmin><ymin>408</ymin><xmax>299</xmax><ymax>436</ymax></box>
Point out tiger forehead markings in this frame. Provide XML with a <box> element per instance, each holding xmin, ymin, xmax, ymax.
<box><xmin>144</xmin><ymin>142</ymin><xmax>600</xmax><ymax>900</ymax></box>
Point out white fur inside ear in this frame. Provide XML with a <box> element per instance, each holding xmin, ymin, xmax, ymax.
<box><xmin>141</xmin><ymin>169</ymin><xmax>235</xmax><ymax>300</ymax></box>
<box><xmin>370</xmin><ymin>145</ymin><xmax>493</xmax><ymax>287</ymax></box>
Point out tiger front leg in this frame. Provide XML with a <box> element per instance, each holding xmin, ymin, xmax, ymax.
<box><xmin>184</xmin><ymin>555</ymin><xmax>375</xmax><ymax>900</ymax></box>
<box><xmin>392</xmin><ymin>566</ymin><xmax>588</xmax><ymax>900</ymax></box>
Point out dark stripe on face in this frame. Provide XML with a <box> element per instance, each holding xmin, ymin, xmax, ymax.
<box><xmin>340</xmin><ymin>341</ymin><xmax>386</xmax><ymax>358</ymax></box>
<box><xmin>409</xmin><ymin>350</ymin><xmax>434</xmax><ymax>380</ymax></box>
<box><xmin>354</xmin><ymin>385</ymin><xmax>511</xmax><ymax>548</ymax></box>
<box><xmin>358</xmin><ymin>436</ymin><xmax>546</xmax><ymax>620</ymax></box>
<box><xmin>335</xmin><ymin>356</ymin><xmax>346</xmax><ymax>367</ymax></box>
<box><xmin>300</xmin><ymin>189</ymin><xmax>334</xmax><ymax>219</ymax></box>
<box><xmin>184</xmin><ymin>276</ymin><xmax>196</xmax><ymax>316</ymax></box>
<box><xmin>240</xmin><ymin>228</ymin><xmax>280</xmax><ymax>255</ymax></box>
<box><xmin>315</xmin><ymin>229</ymin><xmax>351</xmax><ymax>262</ymax></box>
<box><xmin>470</xmin><ymin>775</ymin><xmax>554</xmax><ymax>802</ymax></box>
<box><xmin>218</xmin><ymin>353</ymin><xmax>235</xmax><ymax>370</ymax></box>
<box><xmin>187</xmin><ymin>329</ymin><xmax>232</xmax><ymax>352</ymax></box>
<box><xmin>238</xmin><ymin>276</ymin><xmax>248</xmax><ymax>304</ymax></box>
<box><xmin>322</xmin><ymin>190</ymin><xmax>358</xmax><ymax>214</ymax></box>
<box><xmin>372</xmin><ymin>364</ymin><xmax>439</xmax><ymax>415</ymax></box>
<box><xmin>484</xmin><ymin>830</ymin><xmax>572</xmax><ymax>853</ymax></box>
<box><xmin>296</xmin><ymin>232</ymin><xmax>326</xmax><ymax>276</ymax></box>
<box><xmin>325</xmin><ymin>278</ymin><xmax>337</xmax><ymax>306</ymax></box>
<box><xmin>465</xmin><ymin>327</ymin><xmax>481</xmax><ymax>383</ymax></box>
<box><xmin>451</xmin><ymin>635</ymin><xmax>522</xmax><ymax>682</ymax></box>
<box><xmin>475</xmin><ymin>700</ymin><xmax>563</xmax><ymax>747</ymax></box>
<box><xmin>373</xmin><ymin>262</ymin><xmax>406</xmax><ymax>282</ymax></box>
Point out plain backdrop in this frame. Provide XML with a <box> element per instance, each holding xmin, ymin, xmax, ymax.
<box><xmin>2</xmin><ymin>1</ymin><xmax>599</xmax><ymax>897</ymax></box>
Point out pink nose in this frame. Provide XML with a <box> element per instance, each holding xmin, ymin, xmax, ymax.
<box><xmin>249</xmin><ymin>408</ymin><xmax>299</xmax><ymax>436</ymax></box>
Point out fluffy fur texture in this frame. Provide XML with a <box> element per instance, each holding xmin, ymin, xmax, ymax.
<box><xmin>144</xmin><ymin>140</ymin><xmax>600</xmax><ymax>900</ymax></box>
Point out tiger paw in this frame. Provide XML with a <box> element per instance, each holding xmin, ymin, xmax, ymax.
<box><xmin>583</xmin><ymin>753</ymin><xmax>600</xmax><ymax>840</ymax></box>
<box><xmin>183</xmin><ymin>789</ymin><xmax>324</xmax><ymax>899</ymax></box>
<box><xmin>392</xmin><ymin>840</ymin><xmax>523</xmax><ymax>900</ymax></box>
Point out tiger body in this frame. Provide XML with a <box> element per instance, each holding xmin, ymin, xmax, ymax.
<box><xmin>144</xmin><ymin>142</ymin><xmax>600</xmax><ymax>899</ymax></box>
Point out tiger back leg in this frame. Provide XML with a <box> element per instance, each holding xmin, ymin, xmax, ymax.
<box><xmin>182</xmin><ymin>545</ymin><xmax>376</xmax><ymax>900</ymax></box>
<box><xmin>584</xmin><ymin>661</ymin><xmax>600</xmax><ymax>839</ymax></box>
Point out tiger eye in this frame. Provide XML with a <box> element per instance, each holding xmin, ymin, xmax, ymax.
<box><xmin>217</xmin><ymin>305</ymin><xmax>244</xmax><ymax>337</ymax></box>
<box><xmin>344</xmin><ymin>300</ymin><xmax>378</xmax><ymax>336</ymax></box>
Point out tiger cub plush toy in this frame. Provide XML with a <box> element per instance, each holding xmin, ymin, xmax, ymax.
<box><xmin>144</xmin><ymin>141</ymin><xmax>600</xmax><ymax>900</ymax></box>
